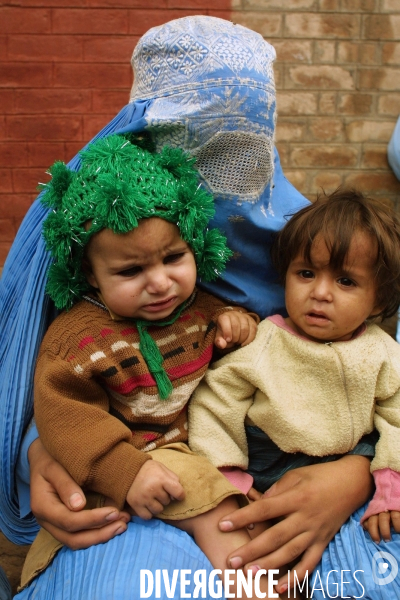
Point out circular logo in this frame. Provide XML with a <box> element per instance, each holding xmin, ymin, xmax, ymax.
<box><xmin>372</xmin><ymin>551</ymin><xmax>398</xmax><ymax>586</ymax></box>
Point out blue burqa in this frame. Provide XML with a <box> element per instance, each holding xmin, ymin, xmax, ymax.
<box><xmin>1</xmin><ymin>15</ymin><xmax>398</xmax><ymax>599</ymax></box>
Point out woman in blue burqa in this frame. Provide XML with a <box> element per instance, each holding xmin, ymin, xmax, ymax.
<box><xmin>0</xmin><ymin>15</ymin><xmax>398</xmax><ymax>600</ymax></box>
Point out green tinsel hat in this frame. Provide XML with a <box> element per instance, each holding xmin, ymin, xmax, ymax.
<box><xmin>40</xmin><ymin>134</ymin><xmax>233</xmax><ymax>311</ymax></box>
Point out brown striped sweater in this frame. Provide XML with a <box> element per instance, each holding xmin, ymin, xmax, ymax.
<box><xmin>34</xmin><ymin>289</ymin><xmax>248</xmax><ymax>507</ymax></box>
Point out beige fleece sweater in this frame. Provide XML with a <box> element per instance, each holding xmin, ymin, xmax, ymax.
<box><xmin>189</xmin><ymin>317</ymin><xmax>400</xmax><ymax>475</ymax></box>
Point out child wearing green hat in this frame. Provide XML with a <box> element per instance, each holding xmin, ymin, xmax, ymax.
<box><xmin>33</xmin><ymin>133</ymin><xmax>270</xmax><ymax>597</ymax></box>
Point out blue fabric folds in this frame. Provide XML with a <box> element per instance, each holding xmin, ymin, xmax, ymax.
<box><xmin>0</xmin><ymin>567</ymin><xmax>11</xmax><ymax>600</ymax></box>
<box><xmin>14</xmin><ymin>518</ymin><xmax>224</xmax><ymax>600</ymax></box>
<box><xmin>0</xmin><ymin>101</ymin><xmax>150</xmax><ymax>544</ymax></box>
<box><xmin>311</xmin><ymin>504</ymin><xmax>400</xmax><ymax>600</ymax></box>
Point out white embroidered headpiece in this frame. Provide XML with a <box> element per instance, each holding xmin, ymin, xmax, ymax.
<box><xmin>130</xmin><ymin>16</ymin><xmax>276</xmax><ymax>203</ymax></box>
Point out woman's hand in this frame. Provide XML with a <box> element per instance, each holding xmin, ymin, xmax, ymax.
<box><xmin>29</xmin><ymin>438</ymin><xmax>130</xmax><ymax>550</ymax></box>
<box><xmin>218</xmin><ymin>455</ymin><xmax>373</xmax><ymax>594</ymax></box>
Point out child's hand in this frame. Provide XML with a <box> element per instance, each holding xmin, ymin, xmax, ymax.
<box><xmin>126</xmin><ymin>460</ymin><xmax>185</xmax><ymax>520</ymax></box>
<box><xmin>247</xmin><ymin>487</ymin><xmax>263</xmax><ymax>502</ymax></box>
<box><xmin>363</xmin><ymin>510</ymin><xmax>400</xmax><ymax>542</ymax></box>
<box><xmin>215</xmin><ymin>311</ymin><xmax>257</xmax><ymax>350</ymax></box>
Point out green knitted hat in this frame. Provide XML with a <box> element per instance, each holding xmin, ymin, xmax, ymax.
<box><xmin>40</xmin><ymin>134</ymin><xmax>233</xmax><ymax>310</ymax></box>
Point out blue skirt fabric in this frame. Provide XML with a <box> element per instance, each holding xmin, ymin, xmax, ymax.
<box><xmin>0</xmin><ymin>567</ymin><xmax>11</xmax><ymax>600</ymax></box>
<box><xmin>14</xmin><ymin>518</ymin><xmax>223</xmax><ymax>600</ymax></box>
<box><xmin>311</xmin><ymin>504</ymin><xmax>400</xmax><ymax>600</ymax></box>
<box><xmin>13</xmin><ymin>512</ymin><xmax>400</xmax><ymax>600</ymax></box>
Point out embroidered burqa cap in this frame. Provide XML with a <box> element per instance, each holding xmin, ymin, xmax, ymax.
<box><xmin>120</xmin><ymin>15</ymin><xmax>308</xmax><ymax>316</ymax></box>
<box><xmin>0</xmin><ymin>16</ymin><xmax>308</xmax><ymax>542</ymax></box>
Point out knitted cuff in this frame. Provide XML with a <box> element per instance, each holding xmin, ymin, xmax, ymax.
<box><xmin>361</xmin><ymin>468</ymin><xmax>400</xmax><ymax>523</ymax></box>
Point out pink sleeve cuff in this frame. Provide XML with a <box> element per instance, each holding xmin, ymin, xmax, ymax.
<box><xmin>219</xmin><ymin>467</ymin><xmax>253</xmax><ymax>494</ymax></box>
<box><xmin>361</xmin><ymin>468</ymin><xmax>400</xmax><ymax>523</ymax></box>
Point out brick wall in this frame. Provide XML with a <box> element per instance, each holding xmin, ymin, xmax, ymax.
<box><xmin>233</xmin><ymin>0</ymin><xmax>400</xmax><ymax>204</ymax></box>
<box><xmin>1</xmin><ymin>1</ymin><xmax>400</xmax><ymax>268</ymax></box>
<box><xmin>0</xmin><ymin>1</ymin><xmax>230</xmax><ymax>268</ymax></box>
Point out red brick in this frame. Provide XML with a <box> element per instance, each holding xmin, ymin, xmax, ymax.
<box><xmin>83</xmin><ymin>37</ymin><xmax>135</xmax><ymax>63</ymax></box>
<box><xmin>0</xmin><ymin>142</ymin><xmax>29</xmax><ymax>167</ymax></box>
<box><xmin>128</xmin><ymin>9</ymin><xmax>200</xmax><ymax>35</ymax></box>
<box><xmin>363</xmin><ymin>15</ymin><xmax>400</xmax><ymax>40</ymax></box>
<box><xmin>383</xmin><ymin>0</ymin><xmax>400</xmax><ymax>9</ymax></box>
<box><xmin>0</xmin><ymin>219</ymin><xmax>17</xmax><ymax>242</ymax></box>
<box><xmin>319</xmin><ymin>0</ymin><xmax>340</xmax><ymax>9</ymax></box>
<box><xmin>312</xmin><ymin>172</ymin><xmax>343</xmax><ymax>192</ymax></box>
<box><xmin>378</xmin><ymin>94</ymin><xmax>400</xmax><ymax>116</ymax></box>
<box><xmin>0</xmin><ymin>194</ymin><xmax>35</xmax><ymax>219</ymax></box>
<box><xmin>232</xmin><ymin>12</ymin><xmax>282</xmax><ymax>37</ymax></box>
<box><xmin>6</xmin><ymin>116</ymin><xmax>83</xmax><ymax>142</ymax></box>
<box><xmin>27</xmin><ymin>143</ymin><xmax>66</xmax><ymax>167</ymax></box>
<box><xmin>346</xmin><ymin>120</ymin><xmax>396</xmax><ymax>143</ymax></box>
<box><xmin>359</xmin><ymin>68</ymin><xmax>400</xmax><ymax>91</ymax></box>
<box><xmin>382</xmin><ymin>42</ymin><xmax>400</xmax><ymax>65</ymax></box>
<box><xmin>344</xmin><ymin>172</ymin><xmax>400</xmax><ymax>194</ymax></box>
<box><xmin>92</xmin><ymin>90</ymin><xmax>129</xmax><ymax>112</ymax></box>
<box><xmin>65</xmin><ymin>142</ymin><xmax>89</xmax><ymax>162</ymax></box>
<box><xmin>0</xmin><ymin>35</ymin><xmax>6</xmax><ymax>60</ymax></box>
<box><xmin>245</xmin><ymin>0</ymin><xmax>314</xmax><ymax>7</ymax></box>
<box><xmin>314</xmin><ymin>41</ymin><xmax>335</xmax><ymax>63</ymax></box>
<box><xmin>14</xmin><ymin>89</ymin><xmax>92</xmax><ymax>114</ymax></box>
<box><xmin>274</xmin><ymin>41</ymin><xmax>311</xmax><ymax>63</ymax></box>
<box><xmin>0</xmin><ymin>170</ymin><xmax>12</xmax><ymax>193</ymax></box>
<box><xmin>290</xmin><ymin>145</ymin><xmax>358</xmax><ymax>168</ymax></box>
<box><xmin>319</xmin><ymin>93</ymin><xmax>336</xmax><ymax>114</ymax></box>
<box><xmin>0</xmin><ymin>90</ymin><xmax>14</xmax><ymax>114</ymax></box>
<box><xmin>285</xmin><ymin>13</ymin><xmax>359</xmax><ymax>38</ymax></box>
<box><xmin>168</xmin><ymin>0</ymin><xmax>230</xmax><ymax>8</ymax></box>
<box><xmin>309</xmin><ymin>118</ymin><xmax>344</xmax><ymax>142</ymax></box>
<box><xmin>52</xmin><ymin>9</ymin><xmax>129</xmax><ymax>34</ymax></box>
<box><xmin>53</xmin><ymin>63</ymin><xmax>131</xmax><ymax>89</ymax></box>
<box><xmin>12</xmin><ymin>168</ymin><xmax>49</xmax><ymax>194</ymax></box>
<box><xmin>287</xmin><ymin>65</ymin><xmax>355</xmax><ymax>89</ymax></box>
<box><xmin>338</xmin><ymin>42</ymin><xmax>379</xmax><ymax>65</ymax></box>
<box><xmin>338</xmin><ymin>93</ymin><xmax>373</xmax><ymax>115</ymax></box>
<box><xmin>341</xmin><ymin>0</ymin><xmax>376</xmax><ymax>9</ymax></box>
<box><xmin>275</xmin><ymin>143</ymin><xmax>289</xmax><ymax>167</ymax></box>
<box><xmin>0</xmin><ymin>8</ymin><xmax>51</xmax><ymax>34</ymax></box>
<box><xmin>6</xmin><ymin>0</ymin><xmax>82</xmax><ymax>5</ymax></box>
<box><xmin>284</xmin><ymin>170</ymin><xmax>307</xmax><ymax>194</ymax></box>
<box><xmin>208</xmin><ymin>10</ymin><xmax>231</xmax><ymax>20</ymax></box>
<box><xmin>87</xmin><ymin>0</ymin><xmax>167</xmax><ymax>6</ymax></box>
<box><xmin>275</xmin><ymin>121</ymin><xmax>306</xmax><ymax>142</ymax></box>
<box><xmin>0</xmin><ymin>241</ymin><xmax>13</xmax><ymax>267</ymax></box>
<box><xmin>83</xmin><ymin>114</ymin><xmax>117</xmax><ymax>141</ymax></box>
<box><xmin>7</xmin><ymin>35</ymin><xmax>83</xmax><ymax>62</ymax></box>
<box><xmin>0</xmin><ymin>63</ymin><xmax>52</xmax><ymax>88</ymax></box>
<box><xmin>276</xmin><ymin>92</ymin><xmax>317</xmax><ymax>115</ymax></box>
<box><xmin>362</xmin><ymin>145</ymin><xmax>390</xmax><ymax>169</ymax></box>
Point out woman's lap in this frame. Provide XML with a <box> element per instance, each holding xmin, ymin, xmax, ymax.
<box><xmin>311</xmin><ymin>503</ymin><xmax>400</xmax><ymax>600</ymax></box>
<box><xmin>14</xmin><ymin>518</ymin><xmax>218</xmax><ymax>600</ymax></box>
<box><xmin>14</xmin><ymin>507</ymin><xmax>400</xmax><ymax>600</ymax></box>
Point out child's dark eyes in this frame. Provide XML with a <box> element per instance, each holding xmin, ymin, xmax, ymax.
<box><xmin>338</xmin><ymin>277</ymin><xmax>355</xmax><ymax>287</ymax></box>
<box><xmin>298</xmin><ymin>269</ymin><xmax>314</xmax><ymax>279</ymax></box>
<box><xmin>118</xmin><ymin>266</ymin><xmax>142</xmax><ymax>277</ymax></box>
<box><xmin>163</xmin><ymin>252</ymin><xmax>185</xmax><ymax>264</ymax></box>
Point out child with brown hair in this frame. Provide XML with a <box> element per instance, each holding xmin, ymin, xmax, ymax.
<box><xmin>190</xmin><ymin>188</ymin><xmax>400</xmax><ymax>565</ymax></box>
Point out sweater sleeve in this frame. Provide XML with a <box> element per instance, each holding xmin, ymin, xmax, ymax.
<box><xmin>371</xmin><ymin>336</ymin><xmax>400</xmax><ymax>475</ymax></box>
<box><xmin>188</xmin><ymin>343</ymin><xmax>257</xmax><ymax>469</ymax></box>
<box><xmin>361</xmin><ymin>468</ymin><xmax>400</xmax><ymax>523</ymax></box>
<box><xmin>34</xmin><ymin>351</ymin><xmax>151</xmax><ymax>508</ymax></box>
